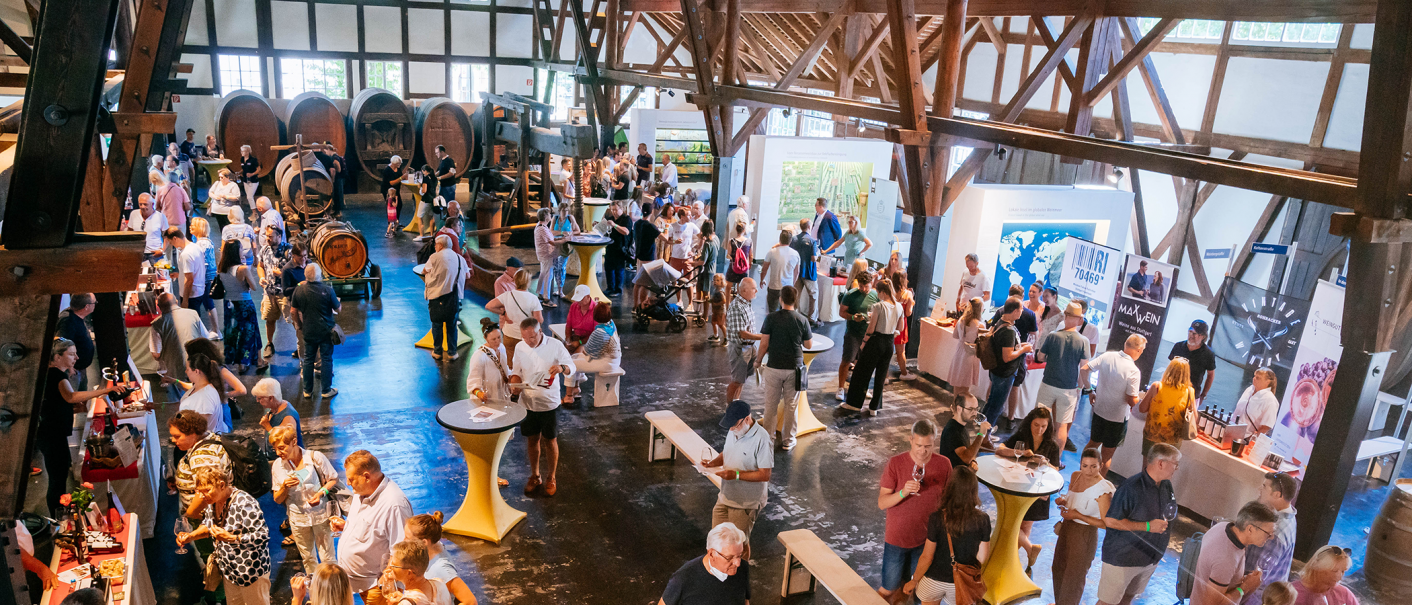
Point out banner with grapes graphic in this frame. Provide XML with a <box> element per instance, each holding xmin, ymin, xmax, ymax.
<box><xmin>1270</xmin><ymin>279</ymin><xmax>1344</xmax><ymax>471</ymax></box>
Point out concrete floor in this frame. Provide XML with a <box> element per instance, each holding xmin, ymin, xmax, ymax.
<box><xmin>141</xmin><ymin>196</ymin><xmax>1409</xmax><ymax>605</ymax></box>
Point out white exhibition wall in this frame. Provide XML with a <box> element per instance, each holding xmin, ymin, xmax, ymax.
<box><xmin>743</xmin><ymin>135</ymin><xmax>895</xmax><ymax>260</ymax></box>
<box><xmin>625</xmin><ymin>108</ymin><xmax>751</xmax><ymax>203</ymax></box>
<box><xmin>939</xmin><ymin>184</ymin><xmax>1133</xmax><ymax>315</ymax></box>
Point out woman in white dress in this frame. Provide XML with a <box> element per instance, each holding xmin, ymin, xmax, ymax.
<box><xmin>466</xmin><ymin>318</ymin><xmax>512</xmax><ymax>406</ymax></box>
<box><xmin>948</xmin><ymin>297</ymin><xmax>984</xmax><ymax>398</ymax></box>
<box><xmin>1234</xmin><ymin>367</ymin><xmax>1280</xmax><ymax>435</ymax></box>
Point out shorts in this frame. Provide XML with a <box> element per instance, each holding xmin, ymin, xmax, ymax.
<box><xmin>1037</xmin><ymin>383</ymin><xmax>1080</xmax><ymax>424</ymax></box>
<box><xmin>261</xmin><ymin>295</ymin><xmax>283</xmax><ymax>322</ymax></box>
<box><xmin>521</xmin><ymin>407</ymin><xmax>560</xmax><ymax>438</ymax></box>
<box><xmin>841</xmin><ymin>331</ymin><xmax>865</xmax><ymax>365</ymax></box>
<box><xmin>1096</xmin><ymin>563</ymin><xmax>1157</xmax><ymax>604</ymax></box>
<box><xmin>728</xmin><ymin>345</ymin><xmax>756</xmax><ymax>383</ymax></box>
<box><xmin>710</xmin><ymin>503</ymin><xmax>761</xmax><ymax>539</ymax></box>
<box><xmin>710</xmin><ymin>303</ymin><xmax>725</xmax><ymax>322</ymax></box>
<box><xmin>184</xmin><ymin>293</ymin><xmax>214</xmax><ymax>311</ymax></box>
<box><xmin>1013</xmin><ymin>360</ymin><xmax>1028</xmax><ymax>386</ymax></box>
<box><xmin>881</xmin><ymin>543</ymin><xmax>925</xmax><ymax>592</ymax></box>
<box><xmin>726</xmin><ymin>269</ymin><xmax>748</xmax><ymax>284</ymax></box>
<box><xmin>1090</xmin><ymin>413</ymin><xmax>1128</xmax><ymax>449</ymax></box>
<box><xmin>915</xmin><ymin>576</ymin><xmax>956</xmax><ymax>603</ymax></box>
<box><xmin>669</xmin><ymin>257</ymin><xmax>689</xmax><ymax>273</ymax></box>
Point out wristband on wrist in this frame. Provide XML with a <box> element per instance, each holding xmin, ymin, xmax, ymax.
<box><xmin>735</xmin><ymin>470</ymin><xmax>741</xmax><ymax>480</ymax></box>
<box><xmin>1146</xmin><ymin>521</ymin><xmax>1151</xmax><ymax>532</ymax></box>
<box><xmin>1235</xmin><ymin>588</ymin><xmax>1245</xmax><ymax>597</ymax></box>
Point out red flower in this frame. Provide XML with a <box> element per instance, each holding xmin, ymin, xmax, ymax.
<box><xmin>81</xmin><ymin>482</ymin><xmax>94</xmax><ymax>489</ymax></box>
<box><xmin>59</xmin><ymin>494</ymin><xmax>71</xmax><ymax>506</ymax></box>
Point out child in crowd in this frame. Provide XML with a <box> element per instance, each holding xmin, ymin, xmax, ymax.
<box><xmin>708</xmin><ymin>273</ymin><xmax>727</xmax><ymax>345</ymax></box>
<box><xmin>386</xmin><ymin>187</ymin><xmax>401</xmax><ymax>237</ymax></box>
<box><xmin>1263</xmin><ymin>582</ymin><xmax>1296</xmax><ymax>605</ymax></box>
<box><xmin>404</xmin><ymin>512</ymin><xmax>479</xmax><ymax>605</ymax></box>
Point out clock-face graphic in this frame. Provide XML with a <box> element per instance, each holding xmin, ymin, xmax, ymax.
<box><xmin>1227</xmin><ymin>294</ymin><xmax>1309</xmax><ymax>368</ymax></box>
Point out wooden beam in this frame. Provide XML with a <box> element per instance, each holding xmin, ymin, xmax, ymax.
<box><xmin>1064</xmin><ymin>17</ymin><xmax>1108</xmax><ymax>137</ymax></box>
<box><xmin>1086</xmin><ymin>17</ymin><xmax>1176</xmax><ymax>107</ymax></box>
<box><xmin>844</xmin><ymin>17</ymin><xmax>889</xmax><ymax>82</ymax></box>
<box><xmin>1308</xmin><ymin>23</ymin><xmax>1355</xmax><ymax>150</ymax></box>
<box><xmin>975</xmin><ymin>16</ymin><xmax>1005</xmax><ymax>55</ymax></box>
<box><xmin>0</xmin><ymin>19</ymin><xmax>32</xmax><ymax>64</ymax></box>
<box><xmin>888</xmin><ymin>0</ymin><xmax>929</xmax><ymax>216</ymax></box>
<box><xmin>1119</xmin><ymin>17</ymin><xmax>1187</xmax><ymax>145</ymax></box>
<box><xmin>0</xmin><ymin>235</ymin><xmax>146</xmax><ymax>297</ymax></box>
<box><xmin>1031</xmin><ymin>16</ymin><xmax>1079</xmax><ymax>92</ymax></box>
<box><xmin>680</xmin><ymin>0</ymin><xmax>727</xmax><ymax>152</ymax></box>
<box><xmin>1198</xmin><ymin>22</ymin><xmax>1233</xmax><ymax>144</ymax></box>
<box><xmin>616</xmin><ymin>0</ymin><xmax>1378</xmax><ymax>21</ymax></box>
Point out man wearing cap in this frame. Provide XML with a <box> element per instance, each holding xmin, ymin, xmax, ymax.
<box><xmin>701</xmin><ymin>400</ymin><xmax>773</xmax><ymax>559</ymax></box>
<box><xmin>496</xmin><ymin>257</ymin><xmax>524</xmax><ymax>298</ymax></box>
<box><xmin>1169</xmin><ymin>320</ymin><xmax>1216</xmax><ymax>404</ymax></box>
<box><xmin>1034</xmin><ymin>302</ymin><xmax>1093</xmax><ymax>467</ymax></box>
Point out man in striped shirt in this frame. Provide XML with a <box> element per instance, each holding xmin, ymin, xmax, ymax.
<box><xmin>726</xmin><ymin>277</ymin><xmax>762</xmax><ymax>403</ymax></box>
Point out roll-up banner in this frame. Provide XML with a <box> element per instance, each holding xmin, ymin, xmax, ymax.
<box><xmin>1105</xmin><ymin>254</ymin><xmax>1179</xmax><ymax>384</ymax></box>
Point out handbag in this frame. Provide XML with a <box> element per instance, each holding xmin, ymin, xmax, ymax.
<box><xmin>945</xmin><ymin>513</ymin><xmax>987</xmax><ymax>605</ymax></box>
<box><xmin>1179</xmin><ymin>388</ymin><xmax>1198</xmax><ymax>440</ymax></box>
<box><xmin>330</xmin><ymin>324</ymin><xmax>346</xmax><ymax>346</ymax></box>
<box><xmin>210</xmin><ymin>275</ymin><xmax>226</xmax><ymax>300</ymax></box>
<box><xmin>428</xmin><ymin>260</ymin><xmax>465</xmax><ymax>321</ymax></box>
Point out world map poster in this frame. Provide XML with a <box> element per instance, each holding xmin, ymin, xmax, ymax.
<box><xmin>991</xmin><ymin>221</ymin><xmax>1098</xmax><ymax>308</ymax></box>
<box><xmin>777</xmin><ymin>160</ymin><xmax>874</xmax><ymax>225</ymax></box>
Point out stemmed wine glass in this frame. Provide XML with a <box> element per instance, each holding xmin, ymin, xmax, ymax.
<box><xmin>1014</xmin><ymin>441</ymin><xmax>1029</xmax><ymax>464</ymax></box>
<box><xmin>174</xmin><ymin>517</ymin><xmax>192</xmax><ymax>554</ymax></box>
<box><xmin>911</xmin><ymin>464</ymin><xmax>925</xmax><ymax>497</ymax></box>
<box><xmin>700</xmin><ymin>447</ymin><xmax>715</xmax><ymax>475</ymax></box>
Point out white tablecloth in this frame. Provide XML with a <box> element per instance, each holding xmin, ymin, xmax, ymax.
<box><xmin>84</xmin><ymin>408</ymin><xmax>162</xmax><ymax>539</ymax></box>
<box><xmin>1111</xmin><ymin>416</ymin><xmax>1267</xmax><ymax>522</ymax></box>
<box><xmin>126</xmin><ymin>324</ymin><xmax>160</xmax><ymax>375</ymax></box>
<box><xmin>919</xmin><ymin>319</ymin><xmax>1048</xmax><ymax>419</ymax></box>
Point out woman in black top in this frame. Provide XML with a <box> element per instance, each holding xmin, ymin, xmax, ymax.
<box><xmin>381</xmin><ymin>156</ymin><xmax>407</xmax><ymax>225</ymax></box>
<box><xmin>603</xmin><ymin>201</ymin><xmax>634</xmax><ymax>296</ymax></box>
<box><xmin>905</xmin><ymin>466</ymin><xmax>991</xmax><ymax>604</ymax></box>
<box><xmin>39</xmin><ymin>338</ymin><xmax>117</xmax><ymax>514</ymax></box>
<box><xmin>997</xmin><ymin>405</ymin><xmax>1063</xmax><ymax>573</ymax></box>
<box><xmin>238</xmin><ymin>145</ymin><xmax>261</xmax><ymax>207</ymax></box>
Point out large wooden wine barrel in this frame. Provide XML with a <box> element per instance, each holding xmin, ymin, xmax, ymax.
<box><xmin>310</xmin><ymin>221</ymin><xmax>369</xmax><ymax>280</ymax></box>
<box><xmin>1367</xmin><ymin>479</ymin><xmax>1412</xmax><ymax>592</ymax></box>
<box><xmin>275</xmin><ymin>151</ymin><xmax>334</xmax><ymax>216</ymax></box>
<box><xmin>414</xmin><ymin>97</ymin><xmax>474</xmax><ymax>178</ymax></box>
<box><xmin>215</xmin><ymin>90</ymin><xmax>281</xmax><ymax>178</ymax></box>
<box><xmin>284</xmin><ymin>91</ymin><xmax>347</xmax><ymax>154</ymax></box>
<box><xmin>350</xmin><ymin>87</ymin><xmax>413</xmax><ymax>180</ymax></box>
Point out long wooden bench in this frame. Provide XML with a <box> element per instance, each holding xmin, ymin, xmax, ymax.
<box><xmin>645</xmin><ymin>410</ymin><xmax>722</xmax><ymax>488</ymax></box>
<box><xmin>777</xmin><ymin>529</ymin><xmax>888</xmax><ymax>604</ymax></box>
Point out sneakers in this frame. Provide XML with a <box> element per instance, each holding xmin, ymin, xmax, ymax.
<box><xmin>542</xmin><ymin>479</ymin><xmax>557</xmax><ymax>497</ymax></box>
<box><xmin>1064</xmin><ymin>439</ymin><xmax>1078</xmax><ymax>452</ymax></box>
<box><xmin>863</xmin><ymin>407</ymin><xmax>879</xmax><ymax>417</ymax></box>
<box><xmin>781</xmin><ymin>439</ymin><xmax>797</xmax><ymax>451</ymax></box>
<box><xmin>301</xmin><ymin>391</ymin><xmax>313</xmax><ymax>399</ymax></box>
<box><xmin>413</xmin><ymin>235</ymin><xmax>429</xmax><ymax>242</ymax></box>
<box><xmin>321</xmin><ymin>388</ymin><xmax>338</xmax><ymax>398</ymax></box>
<box><xmin>447</xmin><ymin>352</ymin><xmax>459</xmax><ymax>361</ymax></box>
<box><xmin>433</xmin><ymin>348</ymin><xmax>444</xmax><ymax>359</ymax></box>
<box><xmin>899</xmin><ymin>372</ymin><xmax>918</xmax><ymax>381</ymax></box>
<box><xmin>835</xmin><ymin>389</ymin><xmax>847</xmax><ymax>401</ymax></box>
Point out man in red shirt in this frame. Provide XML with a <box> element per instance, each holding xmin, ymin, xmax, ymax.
<box><xmin>877</xmin><ymin>419</ymin><xmax>952</xmax><ymax>600</ymax></box>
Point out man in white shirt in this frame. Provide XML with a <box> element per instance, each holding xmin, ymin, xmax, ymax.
<box><xmin>690</xmin><ymin>201</ymin><xmax>708</xmax><ymax>232</ymax></box>
<box><xmin>126</xmin><ymin>193</ymin><xmax>168</xmax><ymax>261</ymax></box>
<box><xmin>760</xmin><ymin>230</ymin><xmax>800</xmax><ymax>313</ymax></box>
<box><xmin>1081</xmin><ymin>334</ymin><xmax>1146</xmax><ymax>471</ymax></box>
<box><xmin>667</xmin><ymin>210</ymin><xmax>701</xmax><ymax>306</ymax></box>
<box><xmin>954</xmin><ymin>252</ymin><xmax>990</xmax><ymax>314</ymax></box>
<box><xmin>660</xmin><ymin>154</ymin><xmax>679</xmax><ymax>192</ymax></box>
<box><xmin>727</xmin><ymin>195</ymin><xmax>753</xmax><ymax>239</ymax></box>
<box><xmin>332</xmin><ymin>450</ymin><xmax>413</xmax><ymax>597</ymax></box>
<box><xmin>255</xmin><ymin>196</ymin><xmax>285</xmax><ymax>250</ymax></box>
<box><xmin>511</xmin><ymin>318</ymin><xmax>576</xmax><ymax>498</ymax></box>
<box><xmin>166</xmin><ymin>227</ymin><xmax>216</xmax><ymax>334</ymax></box>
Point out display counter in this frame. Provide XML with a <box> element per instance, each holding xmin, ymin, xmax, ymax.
<box><xmin>123</xmin><ymin>278</ymin><xmax>169</xmax><ymax>376</ymax></box>
<box><xmin>40</xmin><ymin>512</ymin><xmax>156</xmax><ymax>605</ymax></box>
<box><xmin>78</xmin><ymin>382</ymin><xmax>161</xmax><ymax>539</ymax></box>
<box><xmin>1110</xmin><ymin>415</ymin><xmax>1277</xmax><ymax>522</ymax></box>
<box><xmin>917</xmin><ymin>318</ymin><xmax>1041</xmax><ymax>418</ymax></box>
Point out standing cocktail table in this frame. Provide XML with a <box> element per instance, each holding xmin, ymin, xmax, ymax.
<box><xmin>566</xmin><ymin>233</ymin><xmax>611</xmax><ymax>302</ymax></box>
<box><xmin>436</xmin><ymin>399</ymin><xmax>528</xmax><ymax>543</ymax></box>
<box><xmin>974</xmin><ymin>454</ymin><xmax>1065</xmax><ymax>604</ymax></box>
<box><xmin>775</xmin><ymin>334</ymin><xmax>834</xmax><ymax>437</ymax></box>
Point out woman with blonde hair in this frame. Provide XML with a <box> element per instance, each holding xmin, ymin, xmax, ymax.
<box><xmin>176</xmin><ymin>466</ymin><xmax>271</xmax><ymax>605</ymax></box>
<box><xmin>1292</xmin><ymin>545</ymin><xmax>1357</xmax><ymax>605</ymax></box>
<box><xmin>1235</xmin><ymin>367</ymin><xmax>1280</xmax><ymax>435</ymax></box>
<box><xmin>270</xmin><ymin>425</ymin><xmax>338</xmax><ymax>574</ymax></box>
<box><xmin>292</xmin><ymin>563</ymin><xmax>354</xmax><ymax>605</ymax></box>
<box><xmin>1139</xmin><ymin>357</ymin><xmax>1194</xmax><ymax>456</ymax></box>
<box><xmin>404</xmin><ymin>513</ymin><xmax>479</xmax><ymax>604</ymax></box>
<box><xmin>948</xmin><ymin>297</ymin><xmax>985</xmax><ymax>398</ymax></box>
<box><xmin>378</xmin><ymin>541</ymin><xmax>453</xmax><ymax>605</ymax></box>
<box><xmin>484</xmin><ymin>270</ymin><xmax>544</xmax><ymax>368</ymax></box>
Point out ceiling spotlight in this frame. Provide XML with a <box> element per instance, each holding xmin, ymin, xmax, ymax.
<box><xmin>858</xmin><ymin>121</ymin><xmax>867</xmax><ymax>133</ymax></box>
<box><xmin>1108</xmin><ymin>167</ymin><xmax>1125</xmax><ymax>183</ymax></box>
<box><xmin>783</xmin><ymin>108</ymin><xmax>792</xmax><ymax>117</ymax></box>
<box><xmin>994</xmin><ymin>145</ymin><xmax>1008</xmax><ymax>160</ymax></box>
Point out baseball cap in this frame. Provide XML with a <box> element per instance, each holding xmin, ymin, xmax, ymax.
<box><xmin>505</xmin><ymin>257</ymin><xmax>523</xmax><ymax>268</ymax></box>
<box><xmin>1189</xmin><ymin>319</ymin><xmax>1209</xmax><ymax>336</ymax></box>
<box><xmin>1064</xmin><ymin>302</ymin><xmax>1085</xmax><ymax>317</ymax></box>
<box><xmin>719</xmin><ymin>400</ymin><xmax>752</xmax><ymax>428</ymax></box>
<box><xmin>571</xmin><ymin>284</ymin><xmax>592</xmax><ymax>301</ymax></box>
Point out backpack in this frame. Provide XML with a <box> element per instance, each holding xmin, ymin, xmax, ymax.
<box><xmin>416</xmin><ymin>237</ymin><xmax>437</xmax><ymax>264</ymax></box>
<box><xmin>975</xmin><ymin>322</ymin><xmax>1012</xmax><ymax>372</ymax></box>
<box><xmin>1175</xmin><ymin>531</ymin><xmax>1205</xmax><ymax>603</ymax></box>
<box><xmin>730</xmin><ymin>240</ymin><xmax>750</xmax><ymax>275</ymax></box>
<box><xmin>215</xmin><ymin>433</ymin><xmax>273</xmax><ymax>498</ymax></box>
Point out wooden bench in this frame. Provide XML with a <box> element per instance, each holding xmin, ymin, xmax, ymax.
<box><xmin>777</xmin><ymin>529</ymin><xmax>888</xmax><ymax>604</ymax></box>
<box><xmin>645</xmin><ymin>410</ymin><xmax>721</xmax><ymax>488</ymax></box>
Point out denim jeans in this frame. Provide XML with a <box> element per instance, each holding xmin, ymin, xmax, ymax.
<box><xmin>984</xmin><ymin>370</ymin><xmax>1017</xmax><ymax>424</ymax></box>
<box><xmin>605</xmin><ymin>268</ymin><xmax>626</xmax><ymax>294</ymax></box>
<box><xmin>881</xmin><ymin>542</ymin><xmax>925</xmax><ymax>591</ymax></box>
<box><xmin>301</xmin><ymin>337</ymin><xmax>334</xmax><ymax>394</ymax></box>
<box><xmin>551</xmin><ymin>255</ymin><xmax>568</xmax><ymax>296</ymax></box>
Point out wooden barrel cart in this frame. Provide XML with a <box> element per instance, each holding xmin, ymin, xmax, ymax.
<box><xmin>309</xmin><ymin>220</ymin><xmax>382</xmax><ymax>299</ymax></box>
<box><xmin>275</xmin><ymin>150</ymin><xmax>335</xmax><ymax>218</ymax></box>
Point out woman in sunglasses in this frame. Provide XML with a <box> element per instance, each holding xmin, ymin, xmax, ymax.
<box><xmin>1292</xmin><ymin>545</ymin><xmax>1357</xmax><ymax>605</ymax></box>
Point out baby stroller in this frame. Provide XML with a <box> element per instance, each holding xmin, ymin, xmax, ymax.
<box><xmin>633</xmin><ymin>259</ymin><xmax>703</xmax><ymax>333</ymax></box>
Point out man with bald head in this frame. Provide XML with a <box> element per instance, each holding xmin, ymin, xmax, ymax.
<box><xmin>150</xmin><ymin>292</ymin><xmax>213</xmax><ymax>386</ymax></box>
<box><xmin>725</xmin><ymin>277</ymin><xmax>763</xmax><ymax>403</ymax></box>
<box><xmin>423</xmin><ymin>234</ymin><xmax>469</xmax><ymax>360</ymax></box>
<box><xmin>125</xmin><ymin>192</ymin><xmax>168</xmax><ymax>262</ymax></box>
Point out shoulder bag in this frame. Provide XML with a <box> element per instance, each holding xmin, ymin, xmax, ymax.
<box><xmin>1179</xmin><ymin>387</ymin><xmax>1198</xmax><ymax>440</ymax></box>
<box><xmin>945</xmin><ymin>513</ymin><xmax>987</xmax><ymax>605</ymax></box>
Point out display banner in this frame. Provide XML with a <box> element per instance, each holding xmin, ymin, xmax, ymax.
<box><xmin>1057</xmin><ymin>237</ymin><xmax>1121</xmax><ymax>323</ymax></box>
<box><xmin>1270</xmin><ymin>279</ymin><xmax>1344</xmax><ymax>471</ymax></box>
<box><xmin>1106</xmin><ymin>254</ymin><xmax>1179</xmax><ymax>384</ymax></box>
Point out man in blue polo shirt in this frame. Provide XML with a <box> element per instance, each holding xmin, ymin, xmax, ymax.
<box><xmin>1097</xmin><ymin>442</ymin><xmax>1180</xmax><ymax>605</ymax></box>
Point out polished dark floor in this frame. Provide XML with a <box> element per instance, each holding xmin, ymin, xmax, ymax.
<box><xmin>142</xmin><ymin>197</ymin><xmax>1407</xmax><ymax>605</ymax></box>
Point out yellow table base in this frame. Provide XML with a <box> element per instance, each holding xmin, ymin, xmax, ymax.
<box><xmin>442</xmin><ymin>430</ymin><xmax>526</xmax><ymax>544</ymax></box>
<box><xmin>415</xmin><ymin>322</ymin><xmax>476</xmax><ymax>350</ymax></box>
<box><xmin>981</xmin><ymin>487</ymin><xmax>1043</xmax><ymax>605</ymax></box>
<box><xmin>570</xmin><ymin>243</ymin><xmax>610</xmax><ymax>303</ymax></box>
<box><xmin>777</xmin><ymin>349</ymin><xmax>828</xmax><ymax>437</ymax></box>
<box><xmin>197</xmin><ymin>159</ymin><xmax>231</xmax><ymax>184</ymax></box>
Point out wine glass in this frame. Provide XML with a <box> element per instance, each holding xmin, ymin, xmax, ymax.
<box><xmin>174</xmin><ymin>517</ymin><xmax>191</xmax><ymax>554</ymax></box>
<box><xmin>1014</xmin><ymin>441</ymin><xmax>1028</xmax><ymax>463</ymax></box>
<box><xmin>700</xmin><ymin>447</ymin><xmax>715</xmax><ymax>471</ymax></box>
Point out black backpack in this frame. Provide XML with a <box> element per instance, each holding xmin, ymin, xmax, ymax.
<box><xmin>416</xmin><ymin>237</ymin><xmax>437</xmax><ymax>265</ymax></box>
<box><xmin>215</xmin><ymin>433</ymin><xmax>273</xmax><ymax>498</ymax></box>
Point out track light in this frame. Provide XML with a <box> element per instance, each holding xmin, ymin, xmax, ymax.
<box><xmin>1108</xmin><ymin>167</ymin><xmax>1125</xmax><ymax>183</ymax></box>
<box><xmin>783</xmin><ymin>108</ymin><xmax>792</xmax><ymax>117</ymax></box>
<box><xmin>994</xmin><ymin>145</ymin><xmax>1008</xmax><ymax>160</ymax></box>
